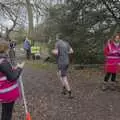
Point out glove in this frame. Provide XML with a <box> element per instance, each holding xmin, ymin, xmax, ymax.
<box><xmin>17</xmin><ymin>62</ymin><xmax>25</xmax><ymax>68</ymax></box>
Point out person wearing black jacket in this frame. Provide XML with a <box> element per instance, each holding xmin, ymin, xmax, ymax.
<box><xmin>0</xmin><ymin>40</ymin><xmax>24</xmax><ymax>120</ymax></box>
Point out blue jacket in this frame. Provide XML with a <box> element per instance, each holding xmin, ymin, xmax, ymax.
<box><xmin>23</xmin><ymin>40</ymin><xmax>31</xmax><ymax>50</ymax></box>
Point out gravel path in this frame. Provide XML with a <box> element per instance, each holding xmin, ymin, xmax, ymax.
<box><xmin>9</xmin><ymin>65</ymin><xmax>120</xmax><ymax>120</ymax></box>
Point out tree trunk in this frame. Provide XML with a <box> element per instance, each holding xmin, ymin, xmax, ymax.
<box><xmin>26</xmin><ymin>0</ymin><xmax>34</xmax><ymax>38</ymax></box>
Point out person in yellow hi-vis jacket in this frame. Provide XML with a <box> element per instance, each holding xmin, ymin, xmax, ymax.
<box><xmin>31</xmin><ymin>46</ymin><xmax>40</xmax><ymax>60</ymax></box>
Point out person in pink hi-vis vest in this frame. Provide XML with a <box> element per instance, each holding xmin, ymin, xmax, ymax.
<box><xmin>0</xmin><ymin>39</ymin><xmax>24</xmax><ymax>120</ymax></box>
<box><xmin>103</xmin><ymin>33</ymin><xmax>120</xmax><ymax>91</ymax></box>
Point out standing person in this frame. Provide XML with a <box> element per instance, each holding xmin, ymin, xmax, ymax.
<box><xmin>23</xmin><ymin>37</ymin><xmax>31</xmax><ymax>60</ymax></box>
<box><xmin>103</xmin><ymin>33</ymin><xmax>120</xmax><ymax>90</ymax></box>
<box><xmin>9</xmin><ymin>40</ymin><xmax>16</xmax><ymax>65</ymax></box>
<box><xmin>9</xmin><ymin>40</ymin><xmax>16</xmax><ymax>50</ymax></box>
<box><xmin>52</xmin><ymin>34</ymin><xmax>74</xmax><ymax>98</ymax></box>
<box><xmin>0</xmin><ymin>40</ymin><xmax>24</xmax><ymax>120</ymax></box>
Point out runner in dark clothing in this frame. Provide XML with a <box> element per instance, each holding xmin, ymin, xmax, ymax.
<box><xmin>52</xmin><ymin>34</ymin><xmax>74</xmax><ymax>98</ymax></box>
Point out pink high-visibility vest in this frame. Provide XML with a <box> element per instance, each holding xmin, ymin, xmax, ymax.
<box><xmin>104</xmin><ymin>41</ymin><xmax>120</xmax><ymax>73</ymax></box>
<box><xmin>0</xmin><ymin>59</ymin><xmax>20</xmax><ymax>103</ymax></box>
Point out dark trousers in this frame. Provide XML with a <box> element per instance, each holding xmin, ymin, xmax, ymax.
<box><xmin>1</xmin><ymin>102</ymin><xmax>14</xmax><ymax>120</ymax></box>
<box><xmin>26</xmin><ymin>49</ymin><xmax>31</xmax><ymax>60</ymax></box>
<box><xmin>104</xmin><ymin>72</ymin><xmax>116</xmax><ymax>82</ymax></box>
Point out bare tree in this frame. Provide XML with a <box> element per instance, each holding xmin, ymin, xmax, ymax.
<box><xmin>101</xmin><ymin>0</ymin><xmax>120</xmax><ymax>34</ymax></box>
<box><xmin>0</xmin><ymin>0</ymin><xmax>26</xmax><ymax>40</ymax></box>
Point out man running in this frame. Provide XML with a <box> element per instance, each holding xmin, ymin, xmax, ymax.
<box><xmin>52</xmin><ymin>34</ymin><xmax>74</xmax><ymax>98</ymax></box>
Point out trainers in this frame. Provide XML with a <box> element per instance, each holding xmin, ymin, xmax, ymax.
<box><xmin>68</xmin><ymin>91</ymin><xmax>74</xmax><ymax>99</ymax></box>
<box><xmin>101</xmin><ymin>82</ymin><xmax>109</xmax><ymax>91</ymax></box>
<box><xmin>61</xmin><ymin>87</ymin><xmax>67</xmax><ymax>95</ymax></box>
<box><xmin>109</xmin><ymin>81</ymin><xmax>117</xmax><ymax>91</ymax></box>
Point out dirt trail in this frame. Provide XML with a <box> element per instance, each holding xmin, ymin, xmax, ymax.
<box><xmin>11</xmin><ymin>65</ymin><xmax>120</xmax><ymax>120</ymax></box>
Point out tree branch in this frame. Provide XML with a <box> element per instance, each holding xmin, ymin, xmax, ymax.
<box><xmin>101</xmin><ymin>0</ymin><xmax>120</xmax><ymax>23</ymax></box>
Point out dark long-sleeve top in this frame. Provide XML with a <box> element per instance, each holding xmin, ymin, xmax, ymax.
<box><xmin>0</xmin><ymin>59</ymin><xmax>22</xmax><ymax>81</ymax></box>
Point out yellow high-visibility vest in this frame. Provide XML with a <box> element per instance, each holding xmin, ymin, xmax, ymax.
<box><xmin>31</xmin><ymin>46</ymin><xmax>40</xmax><ymax>54</ymax></box>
